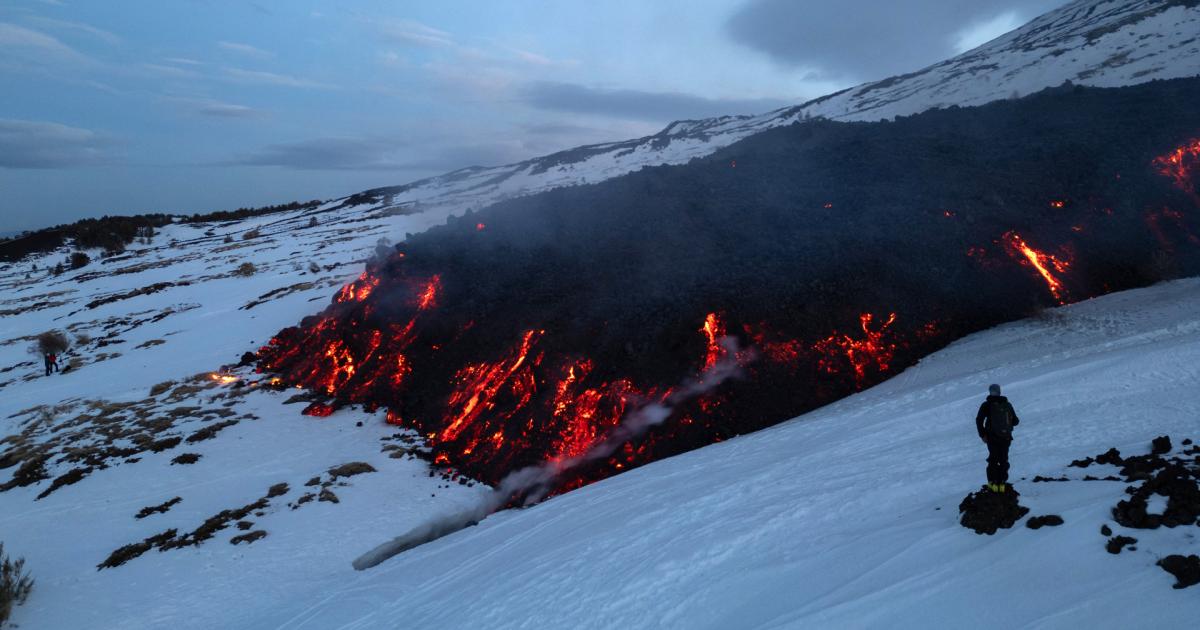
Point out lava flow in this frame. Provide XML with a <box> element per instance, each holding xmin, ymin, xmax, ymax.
<box><xmin>257</xmin><ymin>249</ymin><xmax>929</xmax><ymax>496</ymax></box>
<box><xmin>1154</xmin><ymin>138</ymin><xmax>1200</xmax><ymax>200</ymax></box>
<box><xmin>1000</xmin><ymin>231</ymin><xmax>1071</xmax><ymax>303</ymax></box>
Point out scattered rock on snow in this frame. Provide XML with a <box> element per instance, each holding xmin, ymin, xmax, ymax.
<box><xmin>1100</xmin><ymin>524</ymin><xmax>1112</xmax><ymax>536</ymax></box>
<box><xmin>230</xmin><ymin>530</ymin><xmax>268</xmax><ymax>545</ymax></box>
<box><xmin>1106</xmin><ymin>535</ymin><xmax>1138</xmax><ymax>554</ymax></box>
<box><xmin>1151</xmin><ymin>435</ymin><xmax>1173</xmax><ymax>456</ymax></box>
<box><xmin>1157</xmin><ymin>554</ymin><xmax>1200</xmax><ymax>589</ymax></box>
<box><xmin>1026</xmin><ymin>515</ymin><xmax>1064</xmax><ymax>529</ymax></box>
<box><xmin>135</xmin><ymin>497</ymin><xmax>182</xmax><ymax>519</ymax></box>
<box><xmin>959</xmin><ymin>485</ymin><xmax>1029</xmax><ymax>535</ymax></box>
<box><xmin>171</xmin><ymin>453</ymin><xmax>201</xmax><ymax>465</ymax></box>
<box><xmin>327</xmin><ymin>462</ymin><xmax>376</xmax><ymax>479</ymax></box>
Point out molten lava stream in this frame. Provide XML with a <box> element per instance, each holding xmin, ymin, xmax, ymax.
<box><xmin>813</xmin><ymin>312</ymin><xmax>898</xmax><ymax>388</ymax></box>
<box><xmin>1154</xmin><ymin>138</ymin><xmax>1200</xmax><ymax>200</ymax></box>
<box><xmin>1001</xmin><ymin>231</ymin><xmax>1070</xmax><ymax>303</ymax></box>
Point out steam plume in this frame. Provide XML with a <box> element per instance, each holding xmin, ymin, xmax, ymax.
<box><xmin>352</xmin><ymin>338</ymin><xmax>746</xmax><ymax>570</ymax></box>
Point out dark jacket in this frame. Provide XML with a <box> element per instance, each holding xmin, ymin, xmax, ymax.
<box><xmin>976</xmin><ymin>395</ymin><xmax>1019</xmax><ymax>440</ymax></box>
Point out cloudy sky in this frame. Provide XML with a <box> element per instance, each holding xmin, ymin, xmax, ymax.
<box><xmin>0</xmin><ymin>0</ymin><xmax>1067</xmax><ymax>232</ymax></box>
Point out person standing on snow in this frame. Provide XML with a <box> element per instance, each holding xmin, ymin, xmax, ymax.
<box><xmin>976</xmin><ymin>383</ymin><xmax>1020</xmax><ymax>492</ymax></box>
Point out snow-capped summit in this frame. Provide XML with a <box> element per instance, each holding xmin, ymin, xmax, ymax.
<box><xmin>361</xmin><ymin>0</ymin><xmax>1199</xmax><ymax>216</ymax></box>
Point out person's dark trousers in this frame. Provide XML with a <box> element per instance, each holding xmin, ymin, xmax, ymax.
<box><xmin>44</xmin><ymin>358</ymin><xmax>51</xmax><ymax>377</ymax></box>
<box><xmin>986</xmin><ymin>437</ymin><xmax>1011</xmax><ymax>484</ymax></box>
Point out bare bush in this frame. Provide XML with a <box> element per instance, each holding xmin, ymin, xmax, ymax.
<box><xmin>234</xmin><ymin>262</ymin><xmax>257</xmax><ymax>277</ymax></box>
<box><xmin>34</xmin><ymin>331</ymin><xmax>69</xmax><ymax>355</ymax></box>
<box><xmin>241</xmin><ymin>229</ymin><xmax>261</xmax><ymax>241</ymax></box>
<box><xmin>0</xmin><ymin>542</ymin><xmax>35</xmax><ymax>627</ymax></box>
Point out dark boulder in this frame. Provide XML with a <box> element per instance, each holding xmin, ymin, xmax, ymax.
<box><xmin>1106</xmin><ymin>535</ymin><xmax>1137</xmax><ymax>554</ymax></box>
<box><xmin>1026</xmin><ymin>514</ymin><xmax>1064</xmax><ymax>529</ymax></box>
<box><xmin>959</xmin><ymin>485</ymin><xmax>1029</xmax><ymax>535</ymax></box>
<box><xmin>1157</xmin><ymin>555</ymin><xmax>1200</xmax><ymax>589</ymax></box>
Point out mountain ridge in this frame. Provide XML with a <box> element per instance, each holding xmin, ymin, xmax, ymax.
<box><xmin>350</xmin><ymin>0</ymin><xmax>1200</xmax><ymax>218</ymax></box>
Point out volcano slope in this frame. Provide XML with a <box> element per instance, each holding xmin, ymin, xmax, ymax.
<box><xmin>261</xmin><ymin>77</ymin><xmax>1200</xmax><ymax>495</ymax></box>
<box><xmin>259</xmin><ymin>273</ymin><xmax>1200</xmax><ymax>629</ymax></box>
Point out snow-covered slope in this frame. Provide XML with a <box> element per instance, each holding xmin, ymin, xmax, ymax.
<box><xmin>367</xmin><ymin>0</ymin><xmax>1200</xmax><ymax>217</ymax></box>
<box><xmin>256</xmin><ymin>279</ymin><xmax>1200</xmax><ymax>628</ymax></box>
<box><xmin>2</xmin><ymin>1</ymin><xmax>1199</xmax><ymax>627</ymax></box>
<box><xmin>6</xmin><ymin>272</ymin><xmax>1200</xmax><ymax>628</ymax></box>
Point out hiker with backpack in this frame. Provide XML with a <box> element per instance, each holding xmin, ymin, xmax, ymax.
<box><xmin>44</xmin><ymin>353</ymin><xmax>59</xmax><ymax>376</ymax></box>
<box><xmin>976</xmin><ymin>383</ymin><xmax>1020</xmax><ymax>492</ymax></box>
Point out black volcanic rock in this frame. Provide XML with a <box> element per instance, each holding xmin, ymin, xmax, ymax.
<box><xmin>1106</xmin><ymin>535</ymin><xmax>1138</xmax><ymax>554</ymax></box>
<box><xmin>1151</xmin><ymin>435</ymin><xmax>1172</xmax><ymax>456</ymax></box>
<box><xmin>1158</xmin><ymin>555</ymin><xmax>1200</xmax><ymax>589</ymax></box>
<box><xmin>1026</xmin><ymin>515</ymin><xmax>1064</xmax><ymax>529</ymax></box>
<box><xmin>261</xmin><ymin>77</ymin><xmax>1200</xmax><ymax>490</ymax></box>
<box><xmin>959</xmin><ymin>486</ymin><xmax>1029</xmax><ymax>535</ymax></box>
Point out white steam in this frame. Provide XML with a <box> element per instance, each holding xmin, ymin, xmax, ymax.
<box><xmin>352</xmin><ymin>337</ymin><xmax>746</xmax><ymax>570</ymax></box>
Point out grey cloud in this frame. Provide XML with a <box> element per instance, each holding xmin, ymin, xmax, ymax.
<box><xmin>0</xmin><ymin>119</ymin><xmax>117</xmax><ymax>168</ymax></box>
<box><xmin>165</xmin><ymin>97</ymin><xmax>267</xmax><ymax>119</ymax></box>
<box><xmin>229</xmin><ymin>137</ymin><xmax>404</xmax><ymax>170</ymax></box>
<box><xmin>519</xmin><ymin>81</ymin><xmax>793</xmax><ymax>123</ymax></box>
<box><xmin>217</xmin><ymin>40</ymin><xmax>274</xmax><ymax>58</ymax></box>
<box><xmin>227</xmin><ymin>136</ymin><xmax>539</xmax><ymax>173</ymax></box>
<box><xmin>726</xmin><ymin>0</ymin><xmax>1067</xmax><ymax>82</ymax></box>
<box><xmin>376</xmin><ymin>19</ymin><xmax>455</xmax><ymax>48</ymax></box>
<box><xmin>222</xmin><ymin>67</ymin><xmax>333</xmax><ymax>89</ymax></box>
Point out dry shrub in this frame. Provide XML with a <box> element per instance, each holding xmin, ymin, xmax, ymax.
<box><xmin>235</xmin><ymin>262</ymin><xmax>257</xmax><ymax>277</ymax></box>
<box><xmin>33</xmin><ymin>331</ymin><xmax>69</xmax><ymax>355</ymax></box>
<box><xmin>0</xmin><ymin>542</ymin><xmax>34</xmax><ymax>627</ymax></box>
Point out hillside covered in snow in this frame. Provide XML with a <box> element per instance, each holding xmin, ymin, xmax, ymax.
<box><xmin>5</xmin><ymin>264</ymin><xmax>1200</xmax><ymax>627</ymax></box>
<box><xmin>2</xmin><ymin>0</ymin><xmax>1200</xmax><ymax>627</ymax></box>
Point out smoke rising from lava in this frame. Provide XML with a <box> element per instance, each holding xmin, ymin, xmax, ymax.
<box><xmin>352</xmin><ymin>338</ymin><xmax>747</xmax><ymax>570</ymax></box>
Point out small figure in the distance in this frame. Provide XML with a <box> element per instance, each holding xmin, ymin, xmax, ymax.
<box><xmin>44</xmin><ymin>352</ymin><xmax>59</xmax><ymax>376</ymax></box>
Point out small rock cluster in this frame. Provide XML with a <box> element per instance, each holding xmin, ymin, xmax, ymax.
<box><xmin>958</xmin><ymin>485</ymin><xmax>1030</xmax><ymax>535</ymax></box>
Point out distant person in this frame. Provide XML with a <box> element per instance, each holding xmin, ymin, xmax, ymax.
<box><xmin>44</xmin><ymin>353</ymin><xmax>59</xmax><ymax>376</ymax></box>
<box><xmin>976</xmin><ymin>383</ymin><xmax>1020</xmax><ymax>492</ymax></box>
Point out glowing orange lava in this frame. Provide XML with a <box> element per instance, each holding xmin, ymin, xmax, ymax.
<box><xmin>1154</xmin><ymin>138</ymin><xmax>1200</xmax><ymax>198</ymax></box>
<box><xmin>1001</xmin><ymin>231</ymin><xmax>1070</xmax><ymax>303</ymax></box>
<box><xmin>813</xmin><ymin>313</ymin><xmax>897</xmax><ymax>388</ymax></box>
<box><xmin>417</xmin><ymin>275</ymin><xmax>441</xmax><ymax>310</ymax></box>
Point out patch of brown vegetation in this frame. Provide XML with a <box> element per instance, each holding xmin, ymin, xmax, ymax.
<box><xmin>35</xmin><ymin>467</ymin><xmax>92</xmax><ymax>500</ymax></box>
<box><xmin>149</xmin><ymin>381</ymin><xmax>175</xmax><ymax>396</ymax></box>
<box><xmin>135</xmin><ymin>497</ymin><xmax>182</xmax><ymax>519</ymax></box>
<box><xmin>230</xmin><ymin>530</ymin><xmax>267</xmax><ymax>545</ymax></box>
<box><xmin>185</xmin><ymin>419</ymin><xmax>239</xmax><ymax>444</ymax></box>
<box><xmin>85</xmin><ymin>282</ymin><xmax>177</xmax><ymax>310</ymax></box>
<box><xmin>327</xmin><ymin>462</ymin><xmax>376</xmax><ymax>479</ymax></box>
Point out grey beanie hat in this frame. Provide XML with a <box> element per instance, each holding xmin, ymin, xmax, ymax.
<box><xmin>989</xmin><ymin>383</ymin><xmax>1001</xmax><ymax>396</ymax></box>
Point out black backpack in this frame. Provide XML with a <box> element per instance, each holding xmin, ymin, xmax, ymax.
<box><xmin>988</xmin><ymin>400</ymin><xmax>1013</xmax><ymax>437</ymax></box>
